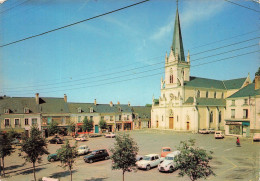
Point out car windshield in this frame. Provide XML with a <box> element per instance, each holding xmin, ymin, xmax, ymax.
<box><xmin>165</xmin><ymin>156</ymin><xmax>174</xmax><ymax>160</ymax></box>
<box><xmin>163</xmin><ymin>149</ymin><xmax>171</xmax><ymax>152</ymax></box>
<box><xmin>143</xmin><ymin>156</ymin><xmax>151</xmax><ymax>161</ymax></box>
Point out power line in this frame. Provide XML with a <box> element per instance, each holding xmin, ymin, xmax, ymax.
<box><xmin>0</xmin><ymin>0</ymin><xmax>150</xmax><ymax>48</ymax></box>
<box><xmin>224</xmin><ymin>0</ymin><xmax>260</xmax><ymax>13</ymax></box>
<box><xmin>190</xmin><ymin>37</ymin><xmax>259</xmax><ymax>56</ymax></box>
<box><xmin>3</xmin><ymin>50</ymin><xmax>258</xmax><ymax>95</ymax></box>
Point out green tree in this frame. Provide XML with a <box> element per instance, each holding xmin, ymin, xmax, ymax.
<box><xmin>82</xmin><ymin>117</ymin><xmax>93</xmax><ymax>136</ymax></box>
<box><xmin>174</xmin><ymin>139</ymin><xmax>215</xmax><ymax>181</ymax></box>
<box><xmin>57</xmin><ymin>140</ymin><xmax>77</xmax><ymax>181</ymax></box>
<box><xmin>0</xmin><ymin>132</ymin><xmax>14</xmax><ymax>177</ymax></box>
<box><xmin>20</xmin><ymin>127</ymin><xmax>49</xmax><ymax>181</ymax></box>
<box><xmin>68</xmin><ymin>121</ymin><xmax>76</xmax><ymax>136</ymax></box>
<box><xmin>99</xmin><ymin>119</ymin><xmax>107</xmax><ymax>133</ymax></box>
<box><xmin>110</xmin><ymin>133</ymin><xmax>139</xmax><ymax>181</ymax></box>
<box><xmin>48</xmin><ymin>121</ymin><xmax>61</xmax><ymax>136</ymax></box>
<box><xmin>145</xmin><ymin>104</ymin><xmax>152</xmax><ymax>107</ymax></box>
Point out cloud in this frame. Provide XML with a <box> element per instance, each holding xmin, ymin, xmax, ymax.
<box><xmin>0</xmin><ymin>0</ymin><xmax>7</xmax><ymax>4</ymax></box>
<box><xmin>150</xmin><ymin>0</ymin><xmax>225</xmax><ymax>41</ymax></box>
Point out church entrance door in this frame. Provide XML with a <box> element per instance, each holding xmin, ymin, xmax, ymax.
<box><xmin>187</xmin><ymin>122</ymin><xmax>190</xmax><ymax>130</ymax></box>
<box><xmin>169</xmin><ymin>117</ymin><xmax>174</xmax><ymax>129</ymax></box>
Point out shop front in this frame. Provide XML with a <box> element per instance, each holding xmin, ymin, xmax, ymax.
<box><xmin>76</xmin><ymin>123</ymin><xmax>94</xmax><ymax>135</ymax></box>
<box><xmin>225</xmin><ymin>120</ymin><xmax>250</xmax><ymax>137</ymax></box>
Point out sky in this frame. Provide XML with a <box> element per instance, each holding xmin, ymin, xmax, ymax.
<box><xmin>0</xmin><ymin>0</ymin><xmax>259</xmax><ymax>106</ymax></box>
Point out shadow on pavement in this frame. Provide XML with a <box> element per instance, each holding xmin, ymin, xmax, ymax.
<box><xmin>84</xmin><ymin>177</ymin><xmax>108</xmax><ymax>181</ymax></box>
<box><xmin>49</xmin><ymin>170</ymin><xmax>77</xmax><ymax>178</ymax></box>
<box><xmin>6</xmin><ymin>162</ymin><xmax>50</xmax><ymax>174</ymax></box>
<box><xmin>20</xmin><ymin>167</ymin><xmax>46</xmax><ymax>175</ymax></box>
<box><xmin>5</xmin><ymin>162</ymin><xmax>26</xmax><ymax>170</ymax></box>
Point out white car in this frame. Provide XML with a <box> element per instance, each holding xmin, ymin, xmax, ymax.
<box><xmin>214</xmin><ymin>131</ymin><xmax>224</xmax><ymax>139</ymax></box>
<box><xmin>77</xmin><ymin>145</ymin><xmax>90</xmax><ymax>155</ymax></box>
<box><xmin>158</xmin><ymin>151</ymin><xmax>180</xmax><ymax>173</ymax></box>
<box><xmin>136</xmin><ymin>154</ymin><xmax>163</xmax><ymax>170</ymax></box>
<box><xmin>75</xmin><ymin>135</ymin><xmax>88</xmax><ymax>141</ymax></box>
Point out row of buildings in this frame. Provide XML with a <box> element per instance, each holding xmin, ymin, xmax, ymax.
<box><xmin>151</xmin><ymin>6</ymin><xmax>260</xmax><ymax>137</ymax></box>
<box><xmin>0</xmin><ymin>94</ymin><xmax>151</xmax><ymax>137</ymax></box>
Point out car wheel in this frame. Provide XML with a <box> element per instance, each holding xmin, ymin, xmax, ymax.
<box><xmin>146</xmin><ymin>165</ymin><xmax>151</xmax><ymax>171</ymax></box>
<box><xmin>105</xmin><ymin>156</ymin><xmax>109</xmax><ymax>160</ymax></box>
<box><xmin>89</xmin><ymin>159</ymin><xmax>93</xmax><ymax>164</ymax></box>
<box><xmin>169</xmin><ymin>166</ymin><xmax>174</xmax><ymax>173</ymax></box>
<box><xmin>50</xmin><ymin>158</ymin><xmax>55</xmax><ymax>162</ymax></box>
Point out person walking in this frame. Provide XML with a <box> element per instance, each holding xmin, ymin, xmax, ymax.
<box><xmin>236</xmin><ymin>137</ymin><xmax>241</xmax><ymax>147</ymax></box>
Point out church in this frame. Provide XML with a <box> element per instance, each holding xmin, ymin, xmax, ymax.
<box><xmin>151</xmin><ymin>6</ymin><xmax>252</xmax><ymax>133</ymax></box>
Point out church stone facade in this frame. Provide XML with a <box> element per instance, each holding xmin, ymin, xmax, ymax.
<box><xmin>151</xmin><ymin>7</ymin><xmax>252</xmax><ymax>133</ymax></box>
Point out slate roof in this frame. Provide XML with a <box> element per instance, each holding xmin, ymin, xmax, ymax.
<box><xmin>228</xmin><ymin>83</ymin><xmax>260</xmax><ymax>98</ymax></box>
<box><xmin>184</xmin><ymin>97</ymin><xmax>226</xmax><ymax>106</ymax></box>
<box><xmin>131</xmin><ymin>106</ymin><xmax>151</xmax><ymax>119</ymax></box>
<box><xmin>184</xmin><ymin>76</ymin><xmax>247</xmax><ymax>90</ymax></box>
<box><xmin>68</xmin><ymin>103</ymin><xmax>132</xmax><ymax>114</ymax></box>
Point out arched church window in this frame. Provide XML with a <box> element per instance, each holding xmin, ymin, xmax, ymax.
<box><xmin>206</xmin><ymin>91</ymin><xmax>208</xmax><ymax>98</ymax></box>
<box><xmin>197</xmin><ymin>90</ymin><xmax>200</xmax><ymax>98</ymax></box>
<box><xmin>210</xmin><ymin>111</ymin><xmax>213</xmax><ymax>123</ymax></box>
<box><xmin>170</xmin><ymin>69</ymin><xmax>173</xmax><ymax>83</ymax></box>
<box><xmin>219</xmin><ymin>111</ymin><xmax>221</xmax><ymax>123</ymax></box>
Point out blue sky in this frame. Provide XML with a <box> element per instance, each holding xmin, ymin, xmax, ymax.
<box><xmin>0</xmin><ymin>0</ymin><xmax>259</xmax><ymax>106</ymax></box>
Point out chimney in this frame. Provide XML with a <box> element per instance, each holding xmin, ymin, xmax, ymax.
<box><xmin>64</xmin><ymin>94</ymin><xmax>67</xmax><ymax>102</ymax></box>
<box><xmin>117</xmin><ymin>101</ymin><xmax>120</xmax><ymax>105</ymax></box>
<box><xmin>110</xmin><ymin>101</ymin><xmax>113</xmax><ymax>107</ymax></box>
<box><xmin>255</xmin><ymin>75</ymin><xmax>260</xmax><ymax>90</ymax></box>
<box><xmin>128</xmin><ymin>101</ymin><xmax>130</xmax><ymax>106</ymax></box>
<box><xmin>35</xmin><ymin>93</ymin><xmax>39</xmax><ymax>104</ymax></box>
<box><xmin>94</xmin><ymin>99</ymin><xmax>97</xmax><ymax>106</ymax></box>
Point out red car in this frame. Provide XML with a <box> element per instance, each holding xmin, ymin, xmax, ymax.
<box><xmin>161</xmin><ymin>147</ymin><xmax>172</xmax><ymax>157</ymax></box>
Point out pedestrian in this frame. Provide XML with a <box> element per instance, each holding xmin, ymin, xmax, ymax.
<box><xmin>236</xmin><ymin>137</ymin><xmax>240</xmax><ymax>147</ymax></box>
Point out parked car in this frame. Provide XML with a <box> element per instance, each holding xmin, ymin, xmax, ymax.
<box><xmin>253</xmin><ymin>133</ymin><xmax>260</xmax><ymax>142</ymax></box>
<box><xmin>158</xmin><ymin>151</ymin><xmax>180</xmax><ymax>173</ymax></box>
<box><xmin>104</xmin><ymin>132</ymin><xmax>115</xmax><ymax>138</ymax></box>
<box><xmin>136</xmin><ymin>154</ymin><xmax>163</xmax><ymax>170</ymax></box>
<box><xmin>77</xmin><ymin>145</ymin><xmax>90</xmax><ymax>156</ymax></box>
<box><xmin>214</xmin><ymin>131</ymin><xmax>224</xmax><ymax>139</ymax></box>
<box><xmin>199</xmin><ymin>129</ymin><xmax>209</xmax><ymax>134</ymax></box>
<box><xmin>160</xmin><ymin>147</ymin><xmax>172</xmax><ymax>157</ymax></box>
<box><xmin>49</xmin><ymin>137</ymin><xmax>63</xmax><ymax>144</ymax></box>
<box><xmin>75</xmin><ymin>135</ymin><xmax>88</xmax><ymax>142</ymax></box>
<box><xmin>84</xmin><ymin>149</ymin><xmax>109</xmax><ymax>163</ymax></box>
<box><xmin>11</xmin><ymin>138</ymin><xmax>22</xmax><ymax>146</ymax></box>
<box><xmin>208</xmin><ymin>128</ymin><xmax>215</xmax><ymax>134</ymax></box>
<box><xmin>47</xmin><ymin>153</ymin><xmax>59</xmax><ymax>162</ymax></box>
<box><xmin>42</xmin><ymin>177</ymin><xmax>59</xmax><ymax>181</ymax></box>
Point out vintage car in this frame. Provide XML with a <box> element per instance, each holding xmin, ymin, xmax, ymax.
<box><xmin>75</xmin><ymin>135</ymin><xmax>88</xmax><ymax>141</ymax></box>
<box><xmin>214</xmin><ymin>131</ymin><xmax>224</xmax><ymax>139</ymax></box>
<box><xmin>136</xmin><ymin>154</ymin><xmax>163</xmax><ymax>170</ymax></box>
<box><xmin>47</xmin><ymin>153</ymin><xmax>59</xmax><ymax>162</ymax></box>
<box><xmin>253</xmin><ymin>133</ymin><xmax>260</xmax><ymax>142</ymax></box>
<box><xmin>158</xmin><ymin>151</ymin><xmax>180</xmax><ymax>172</ymax></box>
<box><xmin>161</xmin><ymin>147</ymin><xmax>172</xmax><ymax>157</ymax></box>
<box><xmin>84</xmin><ymin>149</ymin><xmax>109</xmax><ymax>163</ymax></box>
<box><xmin>136</xmin><ymin>155</ymin><xmax>143</xmax><ymax>161</ymax></box>
<box><xmin>208</xmin><ymin>128</ymin><xmax>215</xmax><ymax>134</ymax></box>
<box><xmin>77</xmin><ymin>145</ymin><xmax>90</xmax><ymax>155</ymax></box>
<box><xmin>104</xmin><ymin>132</ymin><xmax>115</xmax><ymax>138</ymax></box>
<box><xmin>199</xmin><ymin>129</ymin><xmax>209</xmax><ymax>134</ymax></box>
<box><xmin>49</xmin><ymin>137</ymin><xmax>63</xmax><ymax>144</ymax></box>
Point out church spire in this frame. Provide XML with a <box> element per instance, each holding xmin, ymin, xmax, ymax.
<box><xmin>171</xmin><ymin>1</ymin><xmax>185</xmax><ymax>62</ymax></box>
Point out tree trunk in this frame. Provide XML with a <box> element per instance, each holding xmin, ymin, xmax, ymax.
<box><xmin>122</xmin><ymin>170</ymin><xmax>125</xmax><ymax>181</ymax></box>
<box><xmin>2</xmin><ymin>157</ymin><xmax>5</xmax><ymax>177</ymax></box>
<box><xmin>70</xmin><ymin>166</ymin><xmax>72</xmax><ymax>181</ymax></box>
<box><xmin>33</xmin><ymin>162</ymin><xmax>36</xmax><ymax>181</ymax></box>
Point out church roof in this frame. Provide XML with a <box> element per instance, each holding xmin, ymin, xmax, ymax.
<box><xmin>185</xmin><ymin>97</ymin><xmax>226</xmax><ymax>106</ymax></box>
<box><xmin>172</xmin><ymin>8</ymin><xmax>185</xmax><ymax>62</ymax></box>
<box><xmin>184</xmin><ymin>76</ymin><xmax>247</xmax><ymax>90</ymax></box>
<box><xmin>227</xmin><ymin>83</ymin><xmax>260</xmax><ymax>98</ymax></box>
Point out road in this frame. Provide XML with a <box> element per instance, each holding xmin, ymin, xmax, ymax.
<box><xmin>1</xmin><ymin>129</ymin><xmax>259</xmax><ymax>181</ymax></box>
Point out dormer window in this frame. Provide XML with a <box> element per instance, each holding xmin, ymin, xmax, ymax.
<box><xmin>24</xmin><ymin>107</ymin><xmax>30</xmax><ymax>114</ymax></box>
<box><xmin>78</xmin><ymin>107</ymin><xmax>82</xmax><ymax>113</ymax></box>
<box><xmin>90</xmin><ymin>107</ymin><xmax>94</xmax><ymax>113</ymax></box>
<box><xmin>4</xmin><ymin>108</ymin><xmax>9</xmax><ymax>114</ymax></box>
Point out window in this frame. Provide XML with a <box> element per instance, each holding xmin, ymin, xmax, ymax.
<box><xmin>110</xmin><ymin>116</ymin><xmax>113</xmax><ymax>121</ymax></box>
<box><xmin>214</xmin><ymin>92</ymin><xmax>216</xmax><ymax>98</ymax></box>
<box><xmin>78</xmin><ymin>107</ymin><xmax>82</xmax><ymax>113</ymax></box>
<box><xmin>119</xmin><ymin>115</ymin><xmax>122</xmax><ymax>121</ymax></box>
<box><xmin>24</xmin><ymin>107</ymin><xmax>29</xmax><ymax>113</ymax></box>
<box><xmin>4</xmin><ymin>119</ymin><xmax>10</xmax><ymax>127</ymax></box>
<box><xmin>90</xmin><ymin>107</ymin><xmax>93</xmax><ymax>113</ymax></box>
<box><xmin>206</xmin><ymin>91</ymin><xmax>208</xmax><ymax>98</ymax></box>
<box><xmin>197</xmin><ymin>90</ymin><xmax>200</xmax><ymax>98</ymax></box>
<box><xmin>127</xmin><ymin>115</ymin><xmax>129</xmax><ymax>120</ymax></box>
<box><xmin>221</xmin><ymin>92</ymin><xmax>224</xmax><ymax>99</ymax></box>
<box><xmin>4</xmin><ymin>108</ymin><xmax>9</xmax><ymax>114</ymax></box>
<box><xmin>210</xmin><ymin>111</ymin><xmax>213</xmax><ymax>123</ymax></box>
<box><xmin>231</xmin><ymin>109</ymin><xmax>235</xmax><ymax>118</ymax></box>
<box><xmin>78</xmin><ymin>116</ymin><xmax>81</xmax><ymax>123</ymax></box>
<box><xmin>219</xmin><ymin>111</ymin><xmax>221</xmax><ymax>123</ymax></box>
<box><xmin>15</xmin><ymin>119</ymin><xmax>20</xmax><ymax>127</ymax></box>
<box><xmin>244</xmin><ymin>99</ymin><xmax>248</xmax><ymax>105</ymax></box>
<box><xmin>243</xmin><ymin>109</ymin><xmax>248</xmax><ymax>119</ymax></box>
<box><xmin>231</xmin><ymin>100</ymin><xmax>235</xmax><ymax>106</ymax></box>
<box><xmin>170</xmin><ymin>69</ymin><xmax>173</xmax><ymax>83</ymax></box>
<box><xmin>25</xmin><ymin>118</ymin><xmax>29</xmax><ymax>125</ymax></box>
<box><xmin>32</xmin><ymin>118</ymin><xmax>37</xmax><ymax>126</ymax></box>
<box><xmin>90</xmin><ymin>116</ymin><xmax>93</xmax><ymax>120</ymax></box>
